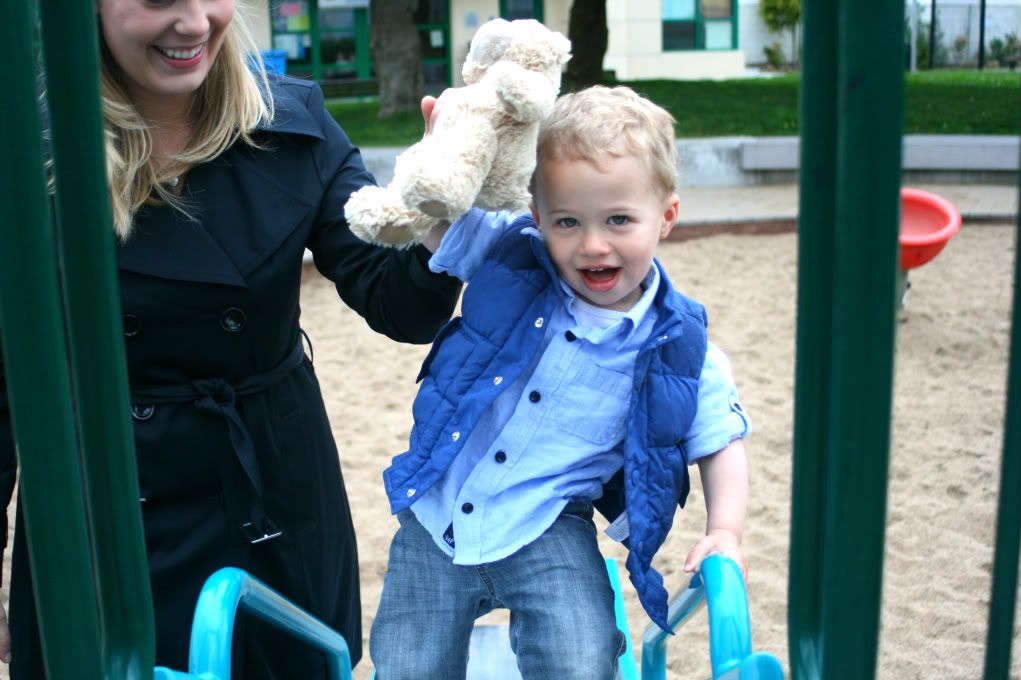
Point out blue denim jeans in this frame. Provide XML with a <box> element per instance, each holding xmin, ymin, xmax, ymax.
<box><xmin>370</xmin><ymin>506</ymin><xmax>626</xmax><ymax>679</ymax></box>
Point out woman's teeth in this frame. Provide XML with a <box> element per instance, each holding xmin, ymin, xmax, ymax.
<box><xmin>157</xmin><ymin>45</ymin><xmax>202</xmax><ymax>59</ymax></box>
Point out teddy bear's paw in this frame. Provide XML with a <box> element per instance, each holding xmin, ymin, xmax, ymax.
<box><xmin>374</xmin><ymin>222</ymin><xmax>423</xmax><ymax>248</ymax></box>
<box><xmin>344</xmin><ymin>185</ymin><xmax>429</xmax><ymax>248</ymax></box>
<box><xmin>418</xmin><ymin>199</ymin><xmax>454</xmax><ymax>219</ymax></box>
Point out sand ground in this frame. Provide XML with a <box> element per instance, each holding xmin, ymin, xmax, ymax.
<box><xmin>2</xmin><ymin>220</ymin><xmax>1019</xmax><ymax>679</ymax></box>
<box><xmin>297</xmin><ymin>220</ymin><xmax>1019</xmax><ymax>679</ymax></box>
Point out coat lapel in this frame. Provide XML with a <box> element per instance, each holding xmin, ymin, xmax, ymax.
<box><xmin>115</xmin><ymin>78</ymin><xmax>327</xmax><ymax>288</ymax></box>
<box><xmin>116</xmin><ymin>174</ymin><xmax>249</xmax><ymax>288</ymax></box>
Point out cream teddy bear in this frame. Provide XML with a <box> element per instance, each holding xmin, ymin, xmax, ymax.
<box><xmin>344</xmin><ymin>18</ymin><xmax>571</xmax><ymax>247</ymax></box>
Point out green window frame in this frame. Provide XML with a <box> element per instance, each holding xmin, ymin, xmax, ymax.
<box><xmin>268</xmin><ymin>0</ymin><xmax>371</xmax><ymax>81</ymax></box>
<box><xmin>661</xmin><ymin>0</ymin><xmax>738</xmax><ymax>51</ymax></box>
<box><xmin>412</xmin><ymin>1</ymin><xmax>453</xmax><ymax>92</ymax></box>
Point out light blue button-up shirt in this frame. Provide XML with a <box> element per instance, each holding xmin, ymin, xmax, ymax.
<box><xmin>413</xmin><ymin>210</ymin><xmax>750</xmax><ymax>565</ymax></box>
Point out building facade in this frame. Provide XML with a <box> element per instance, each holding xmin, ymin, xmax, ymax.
<box><xmin>245</xmin><ymin>0</ymin><xmax>751</xmax><ymax>89</ymax></box>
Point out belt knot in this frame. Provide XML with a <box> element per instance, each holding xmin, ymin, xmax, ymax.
<box><xmin>193</xmin><ymin>378</ymin><xmax>237</xmax><ymax>412</ymax></box>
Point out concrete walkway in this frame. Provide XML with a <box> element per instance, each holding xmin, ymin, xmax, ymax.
<box><xmin>673</xmin><ymin>182</ymin><xmax>1018</xmax><ymax>232</ymax></box>
<box><xmin>358</xmin><ymin>140</ymin><xmax>1018</xmax><ymax>235</ymax></box>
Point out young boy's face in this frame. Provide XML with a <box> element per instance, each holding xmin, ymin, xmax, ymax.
<box><xmin>531</xmin><ymin>154</ymin><xmax>679</xmax><ymax>312</ymax></box>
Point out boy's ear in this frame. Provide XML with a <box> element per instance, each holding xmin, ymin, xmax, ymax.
<box><xmin>660</xmin><ymin>193</ymin><xmax>680</xmax><ymax>239</ymax></box>
<box><xmin>529</xmin><ymin>201</ymin><xmax>541</xmax><ymax>226</ymax></box>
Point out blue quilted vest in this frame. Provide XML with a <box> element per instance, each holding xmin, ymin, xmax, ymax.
<box><xmin>383</xmin><ymin>218</ymin><xmax>708</xmax><ymax>631</ymax></box>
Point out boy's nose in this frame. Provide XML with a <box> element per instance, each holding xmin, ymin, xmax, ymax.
<box><xmin>580</xmin><ymin>228</ymin><xmax>611</xmax><ymax>255</ymax></box>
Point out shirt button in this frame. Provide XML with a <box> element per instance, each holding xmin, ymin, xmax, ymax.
<box><xmin>564</xmin><ymin>330</ymin><xmax>577</xmax><ymax>342</ymax></box>
<box><xmin>529</xmin><ymin>390</ymin><xmax>541</xmax><ymax>403</ymax></box>
<box><xmin>452</xmin><ymin>431</ymin><xmax>461</xmax><ymax>441</ymax></box>
<box><xmin>494</xmin><ymin>451</ymin><xmax>507</xmax><ymax>463</ymax></box>
<box><xmin>407</xmin><ymin>488</ymin><xmax>416</xmax><ymax>498</ymax></box>
<box><xmin>220</xmin><ymin>306</ymin><xmax>247</xmax><ymax>332</ymax></box>
<box><xmin>493</xmin><ymin>376</ymin><xmax>503</xmax><ymax>386</ymax></box>
<box><xmin>534</xmin><ymin>317</ymin><xmax>544</xmax><ymax>328</ymax></box>
<box><xmin>461</xmin><ymin>502</ymin><xmax>474</xmax><ymax>514</ymax></box>
<box><xmin>123</xmin><ymin>314</ymin><xmax>141</xmax><ymax>338</ymax></box>
<box><xmin>131</xmin><ymin>404</ymin><xmax>155</xmax><ymax>421</ymax></box>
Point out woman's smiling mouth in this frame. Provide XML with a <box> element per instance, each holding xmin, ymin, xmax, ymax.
<box><xmin>154</xmin><ymin>44</ymin><xmax>204</xmax><ymax>62</ymax></box>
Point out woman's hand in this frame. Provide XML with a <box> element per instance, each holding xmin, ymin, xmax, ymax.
<box><xmin>417</xmin><ymin>93</ymin><xmax>454</xmax><ymax>253</ymax></box>
<box><xmin>421</xmin><ymin>95</ymin><xmax>439</xmax><ymax>134</ymax></box>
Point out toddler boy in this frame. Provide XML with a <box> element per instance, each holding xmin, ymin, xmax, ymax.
<box><xmin>371</xmin><ymin>86</ymin><xmax>750</xmax><ymax>679</ymax></box>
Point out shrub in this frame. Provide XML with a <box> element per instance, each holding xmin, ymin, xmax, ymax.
<box><xmin>952</xmin><ymin>35</ymin><xmax>969</xmax><ymax>64</ymax></box>
<box><xmin>989</xmin><ymin>32</ymin><xmax>1020</xmax><ymax>68</ymax></box>
<box><xmin>763</xmin><ymin>42</ymin><xmax>786</xmax><ymax>71</ymax></box>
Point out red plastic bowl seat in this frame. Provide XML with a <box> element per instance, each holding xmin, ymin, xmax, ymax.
<box><xmin>900</xmin><ymin>187</ymin><xmax>962</xmax><ymax>271</ymax></box>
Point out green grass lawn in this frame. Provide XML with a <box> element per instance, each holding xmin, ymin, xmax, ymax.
<box><xmin>325</xmin><ymin>69</ymin><xmax>1019</xmax><ymax>147</ymax></box>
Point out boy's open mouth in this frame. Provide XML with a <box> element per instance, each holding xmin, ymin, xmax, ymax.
<box><xmin>580</xmin><ymin>267</ymin><xmax>620</xmax><ymax>290</ymax></box>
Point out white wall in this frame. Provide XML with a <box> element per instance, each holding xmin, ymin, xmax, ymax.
<box><xmin>738</xmin><ymin>0</ymin><xmax>786</xmax><ymax>66</ymax></box>
<box><xmin>245</xmin><ymin>0</ymin><xmax>273</xmax><ymax>51</ymax></box>
<box><xmin>604</xmin><ymin>0</ymin><xmax>746</xmax><ymax>79</ymax></box>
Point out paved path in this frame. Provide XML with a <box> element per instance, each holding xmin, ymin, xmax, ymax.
<box><xmin>675</xmin><ymin>182</ymin><xmax>1017</xmax><ymax>228</ymax></box>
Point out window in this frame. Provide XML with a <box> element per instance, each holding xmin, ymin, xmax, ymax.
<box><xmin>662</xmin><ymin>0</ymin><xmax>736</xmax><ymax>51</ymax></box>
<box><xmin>412</xmin><ymin>0</ymin><xmax>452</xmax><ymax>93</ymax></box>
<box><xmin>500</xmin><ymin>0</ymin><xmax>544</xmax><ymax>22</ymax></box>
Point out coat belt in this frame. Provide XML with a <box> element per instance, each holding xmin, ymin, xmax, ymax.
<box><xmin>130</xmin><ymin>338</ymin><xmax>307</xmax><ymax>545</ymax></box>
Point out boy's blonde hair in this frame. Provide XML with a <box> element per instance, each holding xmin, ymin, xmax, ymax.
<box><xmin>99</xmin><ymin>2</ymin><xmax>273</xmax><ymax>239</ymax></box>
<box><xmin>535</xmin><ymin>86</ymin><xmax>678</xmax><ymax>197</ymax></box>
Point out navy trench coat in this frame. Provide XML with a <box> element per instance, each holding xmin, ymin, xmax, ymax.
<box><xmin>0</xmin><ymin>77</ymin><xmax>460</xmax><ymax>678</ymax></box>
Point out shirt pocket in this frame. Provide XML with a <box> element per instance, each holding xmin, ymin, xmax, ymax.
<box><xmin>553</xmin><ymin>362</ymin><xmax>633</xmax><ymax>446</ymax></box>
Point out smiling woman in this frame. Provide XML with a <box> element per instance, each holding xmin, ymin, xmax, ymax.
<box><xmin>0</xmin><ymin>0</ymin><xmax>462</xmax><ymax>678</ymax></box>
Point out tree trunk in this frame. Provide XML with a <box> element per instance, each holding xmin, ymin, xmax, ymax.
<box><xmin>370</xmin><ymin>0</ymin><xmax>423</xmax><ymax>119</ymax></box>
<box><xmin>564</xmin><ymin>0</ymin><xmax>608</xmax><ymax>91</ymax></box>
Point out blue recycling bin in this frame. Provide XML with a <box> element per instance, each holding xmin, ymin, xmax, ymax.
<box><xmin>260</xmin><ymin>49</ymin><xmax>288</xmax><ymax>76</ymax></box>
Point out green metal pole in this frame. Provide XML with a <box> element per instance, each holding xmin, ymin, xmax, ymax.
<box><xmin>790</xmin><ymin>2</ymin><xmax>904</xmax><ymax>678</ymax></box>
<box><xmin>983</xmin><ymin>179</ymin><xmax>1021</xmax><ymax>678</ymax></box>
<box><xmin>820</xmin><ymin>2</ymin><xmax>904</xmax><ymax>678</ymax></box>
<box><xmin>0</xmin><ymin>2</ymin><xmax>104</xmax><ymax>679</ymax></box>
<box><xmin>788</xmin><ymin>0</ymin><xmax>838</xmax><ymax>675</ymax></box>
<box><xmin>355</xmin><ymin>8</ymin><xmax>372</xmax><ymax>80</ymax></box>
<box><xmin>310</xmin><ymin>0</ymin><xmax>322</xmax><ymax>81</ymax></box>
<box><xmin>38</xmin><ymin>0</ymin><xmax>156</xmax><ymax>677</ymax></box>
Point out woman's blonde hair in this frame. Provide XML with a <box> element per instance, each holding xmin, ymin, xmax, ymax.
<box><xmin>535</xmin><ymin>85</ymin><xmax>678</xmax><ymax>197</ymax></box>
<box><xmin>100</xmin><ymin>2</ymin><xmax>273</xmax><ymax>239</ymax></box>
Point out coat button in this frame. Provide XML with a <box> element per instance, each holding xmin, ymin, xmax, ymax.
<box><xmin>131</xmin><ymin>404</ymin><xmax>155</xmax><ymax>421</ymax></box>
<box><xmin>529</xmin><ymin>390</ymin><xmax>541</xmax><ymax>403</ymax></box>
<box><xmin>123</xmin><ymin>314</ymin><xmax>141</xmax><ymax>338</ymax></box>
<box><xmin>461</xmin><ymin>502</ymin><xmax>474</xmax><ymax>514</ymax></box>
<box><xmin>494</xmin><ymin>451</ymin><xmax>507</xmax><ymax>463</ymax></box>
<box><xmin>220</xmin><ymin>307</ymin><xmax>246</xmax><ymax>332</ymax></box>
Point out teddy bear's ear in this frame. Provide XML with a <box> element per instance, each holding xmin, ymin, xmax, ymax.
<box><xmin>552</xmin><ymin>31</ymin><xmax>572</xmax><ymax>66</ymax></box>
<box><xmin>463</xmin><ymin>18</ymin><xmax>512</xmax><ymax>83</ymax></box>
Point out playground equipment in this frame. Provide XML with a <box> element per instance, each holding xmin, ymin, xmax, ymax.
<box><xmin>153</xmin><ymin>555</ymin><xmax>779</xmax><ymax>679</ymax></box>
<box><xmin>0</xmin><ymin>0</ymin><xmax>1017</xmax><ymax>679</ymax></box>
<box><xmin>897</xmin><ymin>187</ymin><xmax>963</xmax><ymax>305</ymax></box>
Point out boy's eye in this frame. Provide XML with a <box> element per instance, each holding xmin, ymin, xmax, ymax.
<box><xmin>556</xmin><ymin>217</ymin><xmax>579</xmax><ymax>228</ymax></box>
<box><xmin>608</xmin><ymin>215</ymin><xmax>630</xmax><ymax>226</ymax></box>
